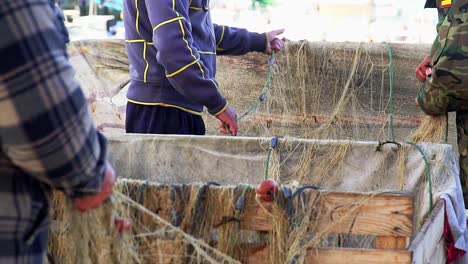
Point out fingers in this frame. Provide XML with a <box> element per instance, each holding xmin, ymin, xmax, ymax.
<box><xmin>74</xmin><ymin>195</ymin><xmax>103</xmax><ymax>212</ymax></box>
<box><xmin>228</xmin><ymin>120</ymin><xmax>238</xmax><ymax>136</ymax></box>
<box><xmin>271</xmin><ymin>38</ymin><xmax>285</xmax><ymax>51</ymax></box>
<box><xmin>416</xmin><ymin>69</ymin><xmax>426</xmax><ymax>82</ymax></box>
<box><xmin>415</xmin><ymin>62</ymin><xmax>427</xmax><ymax>82</ymax></box>
<box><xmin>215</xmin><ymin>106</ymin><xmax>238</xmax><ymax>135</ymax></box>
<box><xmin>73</xmin><ymin>163</ymin><xmax>116</xmax><ymax>212</ymax></box>
<box><xmin>425</xmin><ymin>67</ymin><xmax>432</xmax><ymax>76</ymax></box>
<box><xmin>415</xmin><ymin>64</ymin><xmax>432</xmax><ymax>83</ymax></box>
<box><xmin>270</xmin><ymin>28</ymin><xmax>285</xmax><ymax>37</ymax></box>
<box><xmin>219</xmin><ymin>123</ymin><xmax>229</xmax><ymax>134</ymax></box>
<box><xmin>218</xmin><ymin>122</ymin><xmax>238</xmax><ymax>136</ymax></box>
<box><xmin>415</xmin><ymin>56</ymin><xmax>432</xmax><ymax>83</ymax></box>
<box><xmin>74</xmin><ymin>197</ymin><xmax>95</xmax><ymax>212</ymax></box>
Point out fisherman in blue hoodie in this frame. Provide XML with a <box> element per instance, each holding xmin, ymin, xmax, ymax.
<box><xmin>123</xmin><ymin>0</ymin><xmax>285</xmax><ymax>136</ymax></box>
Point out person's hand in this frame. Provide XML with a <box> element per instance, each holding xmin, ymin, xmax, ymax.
<box><xmin>216</xmin><ymin>106</ymin><xmax>238</xmax><ymax>136</ymax></box>
<box><xmin>265</xmin><ymin>29</ymin><xmax>286</xmax><ymax>55</ymax></box>
<box><xmin>73</xmin><ymin>162</ymin><xmax>115</xmax><ymax>212</ymax></box>
<box><xmin>416</xmin><ymin>55</ymin><xmax>432</xmax><ymax>82</ymax></box>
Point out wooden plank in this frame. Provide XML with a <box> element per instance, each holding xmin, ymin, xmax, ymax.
<box><xmin>241</xmin><ymin>191</ymin><xmax>414</xmax><ymax>237</ymax></box>
<box><xmin>375</xmin><ymin>236</ymin><xmax>407</xmax><ymax>250</ymax></box>
<box><xmin>409</xmin><ymin>199</ymin><xmax>445</xmax><ymax>264</ymax></box>
<box><xmin>246</xmin><ymin>246</ymin><xmax>412</xmax><ymax>264</ymax></box>
<box><xmin>307</xmin><ymin>248</ymin><xmax>411</xmax><ymax>264</ymax></box>
<box><xmin>122</xmin><ymin>183</ymin><xmax>414</xmax><ymax>237</ymax></box>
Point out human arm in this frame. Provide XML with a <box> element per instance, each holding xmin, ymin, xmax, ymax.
<box><xmin>213</xmin><ymin>25</ymin><xmax>285</xmax><ymax>55</ymax></box>
<box><xmin>0</xmin><ymin>0</ymin><xmax>113</xmax><ymax>204</ymax></box>
<box><xmin>213</xmin><ymin>24</ymin><xmax>267</xmax><ymax>55</ymax></box>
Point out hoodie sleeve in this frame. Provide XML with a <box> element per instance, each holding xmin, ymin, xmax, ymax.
<box><xmin>213</xmin><ymin>24</ymin><xmax>267</xmax><ymax>56</ymax></box>
<box><xmin>145</xmin><ymin>0</ymin><xmax>227</xmax><ymax>115</ymax></box>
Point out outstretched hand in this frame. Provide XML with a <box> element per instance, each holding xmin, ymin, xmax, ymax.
<box><xmin>265</xmin><ymin>29</ymin><xmax>286</xmax><ymax>54</ymax></box>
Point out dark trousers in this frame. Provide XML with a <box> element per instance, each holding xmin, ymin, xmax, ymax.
<box><xmin>125</xmin><ymin>102</ymin><xmax>206</xmax><ymax>135</ymax></box>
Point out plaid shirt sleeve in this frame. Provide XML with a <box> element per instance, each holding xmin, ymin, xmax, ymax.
<box><xmin>0</xmin><ymin>0</ymin><xmax>108</xmax><ymax>198</ymax></box>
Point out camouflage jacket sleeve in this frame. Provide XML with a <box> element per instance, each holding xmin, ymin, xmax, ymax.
<box><xmin>419</xmin><ymin>0</ymin><xmax>468</xmax><ymax>115</ymax></box>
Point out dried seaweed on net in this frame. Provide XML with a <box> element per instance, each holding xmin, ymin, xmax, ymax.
<box><xmin>213</xmin><ymin>41</ymin><xmax>397</xmax><ymax>141</ymax></box>
<box><xmin>53</xmin><ymin>40</ymin><xmax>452</xmax><ymax>263</ymax></box>
<box><xmin>48</xmin><ymin>137</ymin><xmax>445</xmax><ymax>264</ymax></box>
<box><xmin>244</xmin><ymin>42</ymin><xmax>446</xmax><ymax>259</ymax></box>
<box><xmin>49</xmin><ymin>191</ymin><xmax>140</xmax><ymax>264</ymax></box>
<box><xmin>73</xmin><ymin>39</ymin><xmax>446</xmax><ymax>144</ymax></box>
<box><xmin>49</xmin><ymin>180</ymin><xmax>243</xmax><ymax>264</ymax></box>
<box><xmin>408</xmin><ymin>115</ymin><xmax>447</xmax><ymax>144</ymax></box>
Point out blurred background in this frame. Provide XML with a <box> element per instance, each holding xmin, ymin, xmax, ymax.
<box><xmin>58</xmin><ymin>0</ymin><xmax>439</xmax><ymax>43</ymax></box>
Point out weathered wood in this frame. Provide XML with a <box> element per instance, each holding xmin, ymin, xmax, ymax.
<box><xmin>307</xmin><ymin>248</ymin><xmax>412</xmax><ymax>264</ymax></box>
<box><xmin>409</xmin><ymin>199</ymin><xmax>446</xmax><ymax>264</ymax></box>
<box><xmin>241</xmin><ymin>191</ymin><xmax>414</xmax><ymax>237</ymax></box>
<box><xmin>129</xmin><ymin>183</ymin><xmax>414</xmax><ymax>237</ymax></box>
<box><xmin>375</xmin><ymin>236</ymin><xmax>408</xmax><ymax>250</ymax></box>
<box><xmin>246</xmin><ymin>246</ymin><xmax>412</xmax><ymax>264</ymax></box>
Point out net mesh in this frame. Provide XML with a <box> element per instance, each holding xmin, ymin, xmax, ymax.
<box><xmin>47</xmin><ymin>39</ymin><xmax>459</xmax><ymax>263</ymax></box>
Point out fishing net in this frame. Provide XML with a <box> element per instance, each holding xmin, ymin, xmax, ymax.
<box><xmin>48</xmin><ymin>39</ymin><xmax>463</xmax><ymax>263</ymax></box>
<box><xmin>49</xmin><ymin>135</ymin><xmax>460</xmax><ymax>263</ymax></box>
<box><xmin>68</xmin><ymin>39</ymin><xmax>456</xmax><ymax>144</ymax></box>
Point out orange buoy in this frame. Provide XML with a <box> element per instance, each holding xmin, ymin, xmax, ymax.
<box><xmin>256</xmin><ymin>179</ymin><xmax>279</xmax><ymax>202</ymax></box>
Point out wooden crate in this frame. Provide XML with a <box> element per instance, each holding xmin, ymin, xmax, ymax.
<box><xmin>124</xmin><ymin>184</ymin><xmax>446</xmax><ymax>264</ymax></box>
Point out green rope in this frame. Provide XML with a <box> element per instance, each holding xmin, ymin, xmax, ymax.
<box><xmin>239</xmin><ymin>183</ymin><xmax>250</xmax><ymax>196</ymax></box>
<box><xmin>445</xmin><ymin>113</ymin><xmax>449</xmax><ymax>144</ymax></box>
<box><xmin>265</xmin><ymin>148</ymin><xmax>273</xmax><ymax>180</ymax></box>
<box><xmin>406</xmin><ymin>141</ymin><xmax>434</xmax><ymax>211</ymax></box>
<box><xmin>264</xmin><ymin>137</ymin><xmax>280</xmax><ymax>180</ymax></box>
<box><xmin>384</xmin><ymin>42</ymin><xmax>396</xmax><ymax>142</ymax></box>
<box><xmin>225</xmin><ymin>51</ymin><xmax>277</xmax><ymax>181</ymax></box>
<box><xmin>238</xmin><ymin>51</ymin><xmax>275</xmax><ymax>121</ymax></box>
<box><xmin>384</xmin><ymin>42</ymin><xmax>444</xmax><ymax>213</ymax></box>
<box><xmin>224</xmin><ymin>51</ymin><xmax>276</xmax><ymax>135</ymax></box>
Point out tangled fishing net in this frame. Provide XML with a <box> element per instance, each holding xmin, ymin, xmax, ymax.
<box><xmin>48</xmin><ymin>39</ymin><xmax>458</xmax><ymax>263</ymax></box>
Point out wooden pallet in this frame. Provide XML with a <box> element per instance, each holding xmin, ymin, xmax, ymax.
<box><xmin>122</xmin><ymin>184</ymin><xmax>446</xmax><ymax>264</ymax></box>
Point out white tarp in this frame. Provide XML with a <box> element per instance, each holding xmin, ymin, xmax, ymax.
<box><xmin>106</xmin><ymin>134</ymin><xmax>467</xmax><ymax>262</ymax></box>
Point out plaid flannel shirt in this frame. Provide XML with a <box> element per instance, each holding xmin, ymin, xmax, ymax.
<box><xmin>0</xmin><ymin>0</ymin><xmax>108</xmax><ymax>262</ymax></box>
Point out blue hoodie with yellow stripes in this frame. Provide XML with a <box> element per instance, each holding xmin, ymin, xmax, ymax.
<box><xmin>123</xmin><ymin>0</ymin><xmax>267</xmax><ymax>116</ymax></box>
